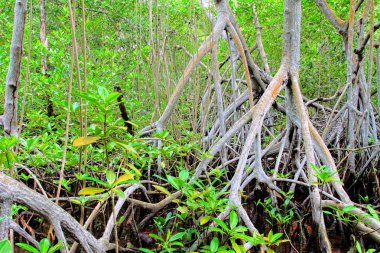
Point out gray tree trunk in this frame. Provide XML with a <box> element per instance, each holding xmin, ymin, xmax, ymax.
<box><xmin>2</xmin><ymin>0</ymin><xmax>27</xmax><ymax>136</ymax></box>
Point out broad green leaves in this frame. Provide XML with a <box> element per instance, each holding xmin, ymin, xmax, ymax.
<box><xmin>16</xmin><ymin>239</ymin><xmax>64</xmax><ymax>253</ymax></box>
<box><xmin>0</xmin><ymin>240</ymin><xmax>10</xmax><ymax>253</ymax></box>
<box><xmin>311</xmin><ymin>164</ymin><xmax>339</xmax><ymax>185</ymax></box>
<box><xmin>0</xmin><ymin>136</ymin><xmax>19</xmax><ymax>169</ymax></box>
<box><xmin>75</xmin><ymin>87</ymin><xmax>121</xmax><ymax>113</ymax></box>
<box><xmin>78</xmin><ymin>172</ymin><xmax>134</xmax><ymax>198</ymax></box>
<box><xmin>106</xmin><ymin>170</ymin><xmax>116</xmax><ymax>185</ymax></box>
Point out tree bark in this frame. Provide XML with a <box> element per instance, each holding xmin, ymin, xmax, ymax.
<box><xmin>3</xmin><ymin>0</ymin><xmax>27</xmax><ymax>137</ymax></box>
<box><xmin>0</xmin><ymin>173</ymin><xmax>105</xmax><ymax>252</ymax></box>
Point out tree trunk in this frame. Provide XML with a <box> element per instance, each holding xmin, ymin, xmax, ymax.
<box><xmin>3</xmin><ymin>0</ymin><xmax>27</xmax><ymax>137</ymax></box>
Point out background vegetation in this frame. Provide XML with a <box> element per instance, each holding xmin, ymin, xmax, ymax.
<box><xmin>0</xmin><ymin>0</ymin><xmax>379</xmax><ymax>252</ymax></box>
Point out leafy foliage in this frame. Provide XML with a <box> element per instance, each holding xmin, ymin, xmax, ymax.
<box><xmin>0</xmin><ymin>0</ymin><xmax>378</xmax><ymax>252</ymax></box>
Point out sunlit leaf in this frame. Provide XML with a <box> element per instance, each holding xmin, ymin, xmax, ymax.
<box><xmin>138</xmin><ymin>248</ymin><xmax>155</xmax><ymax>253</ymax></box>
<box><xmin>80</xmin><ymin>174</ymin><xmax>109</xmax><ymax>187</ymax></box>
<box><xmin>126</xmin><ymin>163</ymin><xmax>142</xmax><ymax>176</ymax></box>
<box><xmin>152</xmin><ymin>185</ymin><xmax>172</xmax><ymax>197</ymax></box>
<box><xmin>355</xmin><ymin>240</ymin><xmax>362</xmax><ymax>253</ymax></box>
<box><xmin>177</xmin><ymin>206</ymin><xmax>188</xmax><ymax>214</ymax></box>
<box><xmin>113</xmin><ymin>173</ymin><xmax>134</xmax><ymax>186</ymax></box>
<box><xmin>149</xmin><ymin>233</ymin><xmax>164</xmax><ymax>242</ymax></box>
<box><xmin>167</xmin><ymin>175</ymin><xmax>181</xmax><ymax>190</ymax></box>
<box><xmin>110</xmin><ymin>138</ymin><xmax>139</xmax><ymax>157</ymax></box>
<box><xmin>269</xmin><ymin>231</ymin><xmax>283</xmax><ymax>243</ymax></box>
<box><xmin>70</xmin><ymin>199</ymin><xmax>82</xmax><ymax>206</ymax></box>
<box><xmin>39</xmin><ymin>238</ymin><xmax>51</xmax><ymax>253</ymax></box>
<box><xmin>116</xmin><ymin>215</ymin><xmax>125</xmax><ymax>225</ymax></box>
<box><xmin>47</xmin><ymin>241</ymin><xmax>65</xmax><ymax>253</ymax></box>
<box><xmin>106</xmin><ymin>170</ymin><xmax>116</xmax><ymax>185</ymax></box>
<box><xmin>15</xmin><ymin>243</ymin><xmax>39</xmax><ymax>253</ymax></box>
<box><xmin>98</xmin><ymin>86</ymin><xmax>109</xmax><ymax>101</ymax></box>
<box><xmin>73</xmin><ymin>136</ymin><xmax>101</xmax><ymax>147</ymax></box>
<box><xmin>105</xmin><ymin>92</ymin><xmax>121</xmax><ymax>104</ymax></box>
<box><xmin>367</xmin><ymin>205</ymin><xmax>379</xmax><ymax>221</ymax></box>
<box><xmin>78</xmin><ymin>187</ymin><xmax>106</xmax><ymax>195</ymax></box>
<box><xmin>210</xmin><ymin>237</ymin><xmax>219</xmax><ymax>252</ymax></box>
<box><xmin>179</xmin><ymin>170</ymin><xmax>189</xmax><ymax>182</ymax></box>
<box><xmin>0</xmin><ymin>240</ymin><xmax>11</xmax><ymax>253</ymax></box>
<box><xmin>199</xmin><ymin>215</ymin><xmax>211</xmax><ymax>225</ymax></box>
<box><xmin>342</xmin><ymin>205</ymin><xmax>356</xmax><ymax>213</ymax></box>
<box><xmin>230</xmin><ymin>239</ymin><xmax>245</xmax><ymax>253</ymax></box>
<box><xmin>172</xmin><ymin>199</ymin><xmax>181</xmax><ymax>204</ymax></box>
<box><xmin>169</xmin><ymin>232</ymin><xmax>185</xmax><ymax>242</ymax></box>
<box><xmin>213</xmin><ymin>218</ymin><xmax>228</xmax><ymax>231</ymax></box>
<box><xmin>230</xmin><ymin>210</ymin><xmax>238</xmax><ymax>229</ymax></box>
<box><xmin>112</xmin><ymin>188</ymin><xmax>125</xmax><ymax>199</ymax></box>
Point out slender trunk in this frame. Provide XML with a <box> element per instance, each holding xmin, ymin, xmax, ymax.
<box><xmin>18</xmin><ymin>0</ymin><xmax>33</xmax><ymax>135</ymax></box>
<box><xmin>346</xmin><ymin>0</ymin><xmax>356</xmax><ymax>172</ymax></box>
<box><xmin>40</xmin><ymin>0</ymin><xmax>48</xmax><ymax>73</ymax></box>
<box><xmin>3</xmin><ymin>0</ymin><xmax>27</xmax><ymax>137</ymax></box>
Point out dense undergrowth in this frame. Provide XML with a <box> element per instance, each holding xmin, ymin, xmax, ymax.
<box><xmin>0</xmin><ymin>0</ymin><xmax>379</xmax><ymax>252</ymax></box>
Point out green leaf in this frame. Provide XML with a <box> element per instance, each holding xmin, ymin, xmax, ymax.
<box><xmin>170</xmin><ymin>242</ymin><xmax>184</xmax><ymax>247</ymax></box>
<box><xmin>105</xmin><ymin>92</ymin><xmax>121</xmax><ymax>104</ymax></box>
<box><xmin>177</xmin><ymin>206</ymin><xmax>188</xmax><ymax>214</ymax></box>
<box><xmin>169</xmin><ymin>232</ymin><xmax>185</xmax><ymax>242</ymax></box>
<box><xmin>233</xmin><ymin>226</ymin><xmax>248</xmax><ymax>233</ymax></box>
<box><xmin>71</xmin><ymin>102</ymin><xmax>80</xmax><ymax>112</ymax></box>
<box><xmin>116</xmin><ymin>215</ymin><xmax>125</xmax><ymax>225</ymax></box>
<box><xmin>78</xmin><ymin>187</ymin><xmax>106</xmax><ymax>195</ymax></box>
<box><xmin>73</xmin><ymin>136</ymin><xmax>101</xmax><ymax>147</ymax></box>
<box><xmin>234</xmin><ymin>234</ymin><xmax>262</xmax><ymax>245</ymax></box>
<box><xmin>322</xmin><ymin>210</ymin><xmax>334</xmax><ymax>215</ymax></box>
<box><xmin>342</xmin><ymin>205</ymin><xmax>356</xmax><ymax>213</ymax></box>
<box><xmin>47</xmin><ymin>241</ymin><xmax>64</xmax><ymax>253</ymax></box>
<box><xmin>230</xmin><ymin>210</ymin><xmax>238</xmax><ymax>229</ymax></box>
<box><xmin>15</xmin><ymin>243</ymin><xmax>39</xmax><ymax>253</ymax></box>
<box><xmin>0</xmin><ymin>240</ymin><xmax>11</xmax><ymax>253</ymax></box>
<box><xmin>110</xmin><ymin>138</ymin><xmax>139</xmax><ymax>157</ymax></box>
<box><xmin>75</xmin><ymin>92</ymin><xmax>102</xmax><ymax>108</ymax></box>
<box><xmin>355</xmin><ymin>240</ymin><xmax>363</xmax><ymax>253</ymax></box>
<box><xmin>98</xmin><ymin>86</ymin><xmax>109</xmax><ymax>101</ymax></box>
<box><xmin>213</xmin><ymin>218</ymin><xmax>228</xmax><ymax>231</ymax></box>
<box><xmin>210</xmin><ymin>238</ymin><xmax>219</xmax><ymax>252</ymax></box>
<box><xmin>126</xmin><ymin>163</ymin><xmax>142</xmax><ymax>176</ymax></box>
<box><xmin>138</xmin><ymin>248</ymin><xmax>155</xmax><ymax>253</ymax></box>
<box><xmin>179</xmin><ymin>170</ymin><xmax>189</xmax><ymax>182</ymax></box>
<box><xmin>80</xmin><ymin>174</ymin><xmax>109</xmax><ymax>187</ymax></box>
<box><xmin>39</xmin><ymin>238</ymin><xmax>51</xmax><ymax>253</ymax></box>
<box><xmin>164</xmin><ymin>248</ymin><xmax>177</xmax><ymax>252</ymax></box>
<box><xmin>113</xmin><ymin>173</ymin><xmax>134</xmax><ymax>187</ymax></box>
<box><xmin>70</xmin><ymin>199</ymin><xmax>82</xmax><ymax>206</ymax></box>
<box><xmin>106</xmin><ymin>170</ymin><xmax>116</xmax><ymax>185</ymax></box>
<box><xmin>267</xmin><ymin>230</ymin><xmax>274</xmax><ymax>242</ymax></box>
<box><xmin>149</xmin><ymin>233</ymin><xmax>164</xmax><ymax>242</ymax></box>
<box><xmin>230</xmin><ymin>239</ymin><xmax>245</xmax><ymax>253</ymax></box>
<box><xmin>199</xmin><ymin>215</ymin><xmax>211</xmax><ymax>225</ymax></box>
<box><xmin>270</xmin><ymin>232</ymin><xmax>283</xmax><ymax>243</ymax></box>
<box><xmin>167</xmin><ymin>175</ymin><xmax>181</xmax><ymax>190</ymax></box>
<box><xmin>152</xmin><ymin>185</ymin><xmax>172</xmax><ymax>197</ymax></box>
<box><xmin>112</xmin><ymin>188</ymin><xmax>125</xmax><ymax>199</ymax></box>
<box><xmin>367</xmin><ymin>205</ymin><xmax>379</xmax><ymax>221</ymax></box>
